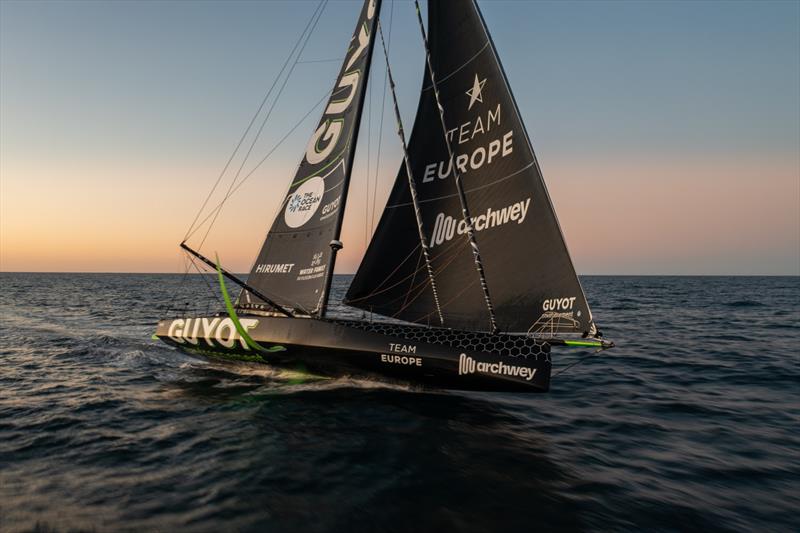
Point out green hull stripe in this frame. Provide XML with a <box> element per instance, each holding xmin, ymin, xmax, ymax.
<box><xmin>216</xmin><ymin>254</ymin><xmax>286</xmax><ymax>354</ymax></box>
<box><xmin>563</xmin><ymin>340</ymin><xmax>604</xmax><ymax>348</ymax></box>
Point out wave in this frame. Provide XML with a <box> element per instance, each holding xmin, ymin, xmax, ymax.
<box><xmin>724</xmin><ymin>300</ymin><xmax>765</xmax><ymax>307</ymax></box>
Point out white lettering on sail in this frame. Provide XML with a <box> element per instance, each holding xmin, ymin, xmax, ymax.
<box><xmin>543</xmin><ymin>297</ymin><xmax>577</xmax><ymax>311</ymax></box>
<box><xmin>325</xmin><ymin>71</ymin><xmax>360</xmax><ymax>115</ymax></box>
<box><xmin>302</xmin><ymin>3</ymin><xmax>375</xmax><ymax>167</ymax></box>
<box><xmin>422</xmin><ymin>131</ymin><xmax>512</xmax><ymax>184</ymax></box>
<box><xmin>345</xmin><ymin>21</ymin><xmax>371</xmax><ymax>70</ymax></box>
<box><xmin>255</xmin><ymin>263</ymin><xmax>295</xmax><ymax>274</ymax></box>
<box><xmin>305</xmin><ymin>119</ymin><xmax>343</xmax><ymax>165</ymax></box>
<box><xmin>429</xmin><ymin>198</ymin><xmax>531</xmax><ymax>249</ymax></box>
<box><xmin>458</xmin><ymin>354</ymin><xmax>537</xmax><ymax>381</ymax></box>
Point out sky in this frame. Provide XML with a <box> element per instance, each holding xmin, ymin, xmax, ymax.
<box><xmin>1</xmin><ymin>0</ymin><xmax>798</xmax><ymax>275</ymax></box>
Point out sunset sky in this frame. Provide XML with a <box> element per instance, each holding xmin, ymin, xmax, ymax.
<box><xmin>1</xmin><ymin>0</ymin><xmax>798</xmax><ymax>275</ymax></box>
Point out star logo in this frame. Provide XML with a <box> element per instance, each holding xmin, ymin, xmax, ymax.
<box><xmin>466</xmin><ymin>74</ymin><xmax>487</xmax><ymax>110</ymax></box>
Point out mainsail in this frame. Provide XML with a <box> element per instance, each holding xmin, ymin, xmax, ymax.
<box><xmin>239</xmin><ymin>0</ymin><xmax>381</xmax><ymax>315</ymax></box>
<box><xmin>346</xmin><ymin>0</ymin><xmax>595</xmax><ymax>335</ymax></box>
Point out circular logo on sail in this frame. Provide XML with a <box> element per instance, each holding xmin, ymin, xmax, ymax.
<box><xmin>284</xmin><ymin>176</ymin><xmax>324</xmax><ymax>228</ymax></box>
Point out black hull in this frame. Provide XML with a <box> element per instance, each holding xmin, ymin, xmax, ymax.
<box><xmin>155</xmin><ymin>315</ymin><xmax>551</xmax><ymax>392</ymax></box>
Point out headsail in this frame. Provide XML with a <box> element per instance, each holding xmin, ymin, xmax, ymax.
<box><xmin>345</xmin><ymin>0</ymin><xmax>595</xmax><ymax>335</ymax></box>
<box><xmin>239</xmin><ymin>0</ymin><xmax>381</xmax><ymax>315</ymax></box>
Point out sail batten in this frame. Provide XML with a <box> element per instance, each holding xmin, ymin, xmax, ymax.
<box><xmin>345</xmin><ymin>0</ymin><xmax>595</xmax><ymax>335</ymax></box>
<box><xmin>239</xmin><ymin>0</ymin><xmax>381</xmax><ymax>316</ymax></box>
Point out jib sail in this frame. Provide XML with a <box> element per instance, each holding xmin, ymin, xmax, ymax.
<box><xmin>239</xmin><ymin>0</ymin><xmax>381</xmax><ymax>315</ymax></box>
<box><xmin>345</xmin><ymin>0</ymin><xmax>594</xmax><ymax>335</ymax></box>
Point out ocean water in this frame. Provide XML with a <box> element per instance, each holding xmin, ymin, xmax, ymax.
<box><xmin>1</xmin><ymin>273</ymin><xmax>798</xmax><ymax>532</ymax></box>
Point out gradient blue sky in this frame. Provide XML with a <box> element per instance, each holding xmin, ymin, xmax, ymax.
<box><xmin>1</xmin><ymin>0</ymin><xmax>798</xmax><ymax>274</ymax></box>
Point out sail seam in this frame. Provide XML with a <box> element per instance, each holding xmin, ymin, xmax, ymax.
<box><xmin>421</xmin><ymin>41</ymin><xmax>489</xmax><ymax>91</ymax></box>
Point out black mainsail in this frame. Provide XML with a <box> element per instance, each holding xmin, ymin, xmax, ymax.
<box><xmin>346</xmin><ymin>0</ymin><xmax>595</xmax><ymax>335</ymax></box>
<box><xmin>239</xmin><ymin>0</ymin><xmax>381</xmax><ymax>315</ymax></box>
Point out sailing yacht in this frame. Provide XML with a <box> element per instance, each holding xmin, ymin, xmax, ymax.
<box><xmin>154</xmin><ymin>0</ymin><xmax>613</xmax><ymax>392</ymax></box>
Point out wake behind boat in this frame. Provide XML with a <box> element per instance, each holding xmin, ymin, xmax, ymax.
<box><xmin>154</xmin><ymin>0</ymin><xmax>614</xmax><ymax>393</ymax></box>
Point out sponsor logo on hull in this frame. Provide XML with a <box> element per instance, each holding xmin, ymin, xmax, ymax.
<box><xmin>167</xmin><ymin>317</ymin><xmax>258</xmax><ymax>350</ymax></box>
<box><xmin>458</xmin><ymin>353</ymin><xmax>537</xmax><ymax>381</ymax></box>
<box><xmin>388</xmin><ymin>343</ymin><xmax>416</xmax><ymax>354</ymax></box>
<box><xmin>380</xmin><ymin>354</ymin><xmax>422</xmax><ymax>366</ymax></box>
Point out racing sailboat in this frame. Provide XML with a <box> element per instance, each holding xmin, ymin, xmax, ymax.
<box><xmin>154</xmin><ymin>0</ymin><xmax>613</xmax><ymax>392</ymax></box>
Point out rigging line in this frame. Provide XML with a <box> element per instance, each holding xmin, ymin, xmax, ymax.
<box><xmin>414</xmin><ymin>278</ymin><xmax>479</xmax><ymax>325</ymax></box>
<box><xmin>396</xmin><ymin>238</ymin><xmax>468</xmax><ymax>310</ymax></box>
<box><xmin>398</xmin><ymin>239</ymin><xmax>468</xmax><ymax>310</ymax></box>
<box><xmin>378</xmin><ymin>20</ymin><xmax>443</xmax><ymax>326</ymax></box>
<box><xmin>420</xmin><ymin>40</ymin><xmax>489</xmax><ymax>92</ymax></box>
<box><xmin>166</xmin><ymin>252</ymin><xmax>195</xmax><ymax>316</ymax></box>
<box><xmin>370</xmin><ymin>0</ymin><xmax>394</xmax><ymax>236</ymax></box>
<box><xmin>188</xmin><ymin>255</ymin><xmax>224</xmax><ymax>306</ymax></box>
<box><xmin>553</xmin><ymin>351</ymin><xmax>600</xmax><ymax>378</ymax></box>
<box><xmin>347</xmin><ymin>228</ymin><xmax>466</xmax><ymax>304</ymax></box>
<box><xmin>344</xmin><ymin>243</ymin><xmax>421</xmax><ymax>303</ymax></box>
<box><xmin>401</xmin><ymin>248</ymin><xmax>424</xmax><ymax>309</ymax></box>
<box><xmin>371</xmin><ymin>216</ymin><xmax>470</xmax><ymax>317</ymax></box>
<box><xmin>182</xmin><ymin>0</ymin><xmax>326</xmax><ymax>242</ymax></box>
<box><xmin>183</xmin><ymin>87</ymin><xmax>332</xmax><ymax>243</ymax></box>
<box><xmin>196</xmin><ymin>0</ymin><xmax>329</xmax><ymax>252</ymax></box>
<box><xmin>296</xmin><ymin>57</ymin><xmax>344</xmax><ymax>64</ymax></box>
<box><xmin>413</xmin><ymin>0</ymin><xmax>498</xmax><ymax>334</ymax></box>
<box><xmin>365</xmin><ymin>50</ymin><xmax>372</xmax><ymax>249</ymax></box>
<box><xmin>378</xmin><ymin>239</ymin><xmax>468</xmax><ymax>312</ymax></box>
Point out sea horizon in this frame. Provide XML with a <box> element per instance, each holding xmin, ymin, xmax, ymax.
<box><xmin>1</xmin><ymin>271</ymin><xmax>798</xmax><ymax>277</ymax></box>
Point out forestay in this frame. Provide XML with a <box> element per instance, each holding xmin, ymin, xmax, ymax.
<box><xmin>346</xmin><ymin>0</ymin><xmax>595</xmax><ymax>335</ymax></box>
<box><xmin>239</xmin><ymin>0</ymin><xmax>381</xmax><ymax>315</ymax></box>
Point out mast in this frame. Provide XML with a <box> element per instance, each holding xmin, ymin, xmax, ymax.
<box><xmin>412</xmin><ymin>0</ymin><xmax>498</xmax><ymax>334</ymax></box>
<box><xmin>377</xmin><ymin>21</ymin><xmax>444</xmax><ymax>326</ymax></box>
<box><xmin>317</xmin><ymin>0</ymin><xmax>382</xmax><ymax>318</ymax></box>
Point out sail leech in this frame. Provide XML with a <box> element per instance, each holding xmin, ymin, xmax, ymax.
<box><xmin>346</xmin><ymin>0</ymin><xmax>596</xmax><ymax>336</ymax></box>
<box><xmin>239</xmin><ymin>0</ymin><xmax>382</xmax><ymax>317</ymax></box>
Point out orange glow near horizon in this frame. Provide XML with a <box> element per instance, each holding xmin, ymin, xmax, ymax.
<box><xmin>2</xmin><ymin>152</ymin><xmax>798</xmax><ymax>275</ymax></box>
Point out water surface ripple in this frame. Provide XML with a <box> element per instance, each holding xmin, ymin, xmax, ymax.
<box><xmin>1</xmin><ymin>274</ymin><xmax>798</xmax><ymax>532</ymax></box>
